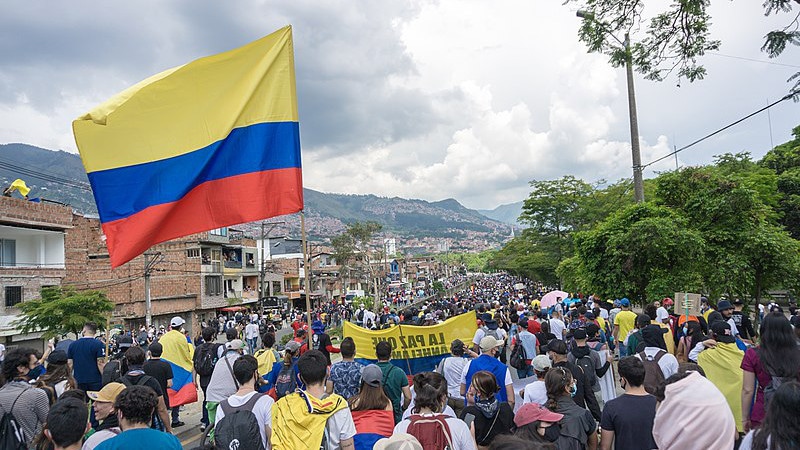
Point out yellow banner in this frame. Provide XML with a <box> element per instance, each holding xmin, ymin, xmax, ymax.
<box><xmin>344</xmin><ymin>311</ymin><xmax>477</xmax><ymax>362</ymax></box>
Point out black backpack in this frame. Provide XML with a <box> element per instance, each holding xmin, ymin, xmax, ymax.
<box><xmin>194</xmin><ymin>343</ymin><xmax>221</xmax><ymax>377</ymax></box>
<box><xmin>119</xmin><ymin>374</ymin><xmax>163</xmax><ymax>430</ymax></box>
<box><xmin>214</xmin><ymin>394</ymin><xmax>266</xmax><ymax>450</ymax></box>
<box><xmin>576</xmin><ymin>355</ymin><xmax>597</xmax><ymax>387</ymax></box>
<box><xmin>509</xmin><ymin>341</ymin><xmax>528</xmax><ymax>370</ymax></box>
<box><xmin>102</xmin><ymin>359</ymin><xmax>124</xmax><ymax>386</ymax></box>
<box><xmin>0</xmin><ymin>389</ymin><xmax>27</xmax><ymax>450</ymax></box>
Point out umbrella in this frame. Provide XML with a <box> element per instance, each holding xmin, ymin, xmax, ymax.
<box><xmin>540</xmin><ymin>290</ymin><xmax>569</xmax><ymax>309</ymax></box>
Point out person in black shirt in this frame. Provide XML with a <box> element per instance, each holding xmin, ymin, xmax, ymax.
<box><xmin>119</xmin><ymin>346</ymin><xmax>172</xmax><ymax>433</ymax></box>
<box><xmin>731</xmin><ymin>298</ymin><xmax>756</xmax><ymax>342</ymax></box>
<box><xmin>546</xmin><ymin>339</ymin><xmax>601</xmax><ymax>421</ymax></box>
<box><xmin>600</xmin><ymin>356</ymin><xmax>657</xmax><ymax>450</ymax></box>
<box><xmin>460</xmin><ymin>370</ymin><xmax>515</xmax><ymax>449</ymax></box>
<box><xmin>143</xmin><ymin>342</ymin><xmax>181</xmax><ymax>427</ymax></box>
<box><xmin>310</xmin><ymin>320</ymin><xmax>340</xmax><ymax>366</ymax></box>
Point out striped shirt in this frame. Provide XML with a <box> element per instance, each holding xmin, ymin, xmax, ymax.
<box><xmin>0</xmin><ymin>381</ymin><xmax>50</xmax><ymax>445</ymax></box>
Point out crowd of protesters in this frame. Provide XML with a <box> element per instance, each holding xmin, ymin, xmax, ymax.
<box><xmin>1</xmin><ymin>273</ymin><xmax>799</xmax><ymax>449</ymax></box>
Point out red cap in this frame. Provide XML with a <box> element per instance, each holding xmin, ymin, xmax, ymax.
<box><xmin>513</xmin><ymin>403</ymin><xmax>563</xmax><ymax>427</ymax></box>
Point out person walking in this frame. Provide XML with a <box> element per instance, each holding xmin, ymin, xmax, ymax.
<box><xmin>460</xmin><ymin>371</ymin><xmax>514</xmax><ymax>449</ymax></box>
<box><xmin>374</xmin><ymin>341</ymin><xmax>411</xmax><ymax>424</ymax></box>
<box><xmin>599</xmin><ymin>357</ymin><xmax>657</xmax><ymax>450</ymax></box>
<box><xmin>739</xmin><ymin>381</ymin><xmax>800</xmax><ymax>450</ymax></box>
<box><xmin>435</xmin><ymin>339</ymin><xmax>471</xmax><ymax>418</ymax></box>
<box><xmin>83</xmin><ymin>383</ymin><xmax>126</xmax><ymax>450</ymax></box>
<box><xmin>94</xmin><ymin>385</ymin><xmax>182</xmax><ymax>450</ymax></box>
<box><xmin>544</xmin><ymin>367</ymin><xmax>598</xmax><ymax>450</ymax></box>
<box><xmin>546</xmin><ymin>339</ymin><xmax>601</xmax><ymax>422</ymax></box>
<box><xmin>214</xmin><ymin>355</ymin><xmax>273</xmax><ymax>450</ymax></box>
<box><xmin>613</xmin><ymin>299</ymin><xmax>636</xmax><ymax>357</ymax></box>
<box><xmin>461</xmin><ymin>336</ymin><xmax>514</xmax><ymax>409</ymax></box>
<box><xmin>326</xmin><ymin>337</ymin><xmax>365</xmax><ymax>400</ymax></box>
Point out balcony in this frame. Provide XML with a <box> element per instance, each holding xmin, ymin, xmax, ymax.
<box><xmin>0</xmin><ymin>225</ymin><xmax>65</xmax><ymax>269</ymax></box>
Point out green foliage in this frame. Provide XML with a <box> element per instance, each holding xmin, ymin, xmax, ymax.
<box><xmin>432</xmin><ymin>281</ymin><xmax>445</xmax><ymax>293</ymax></box>
<box><xmin>280</xmin><ymin>333</ymin><xmax>292</xmax><ymax>346</ymax></box>
<box><xmin>435</xmin><ymin>251</ymin><xmax>494</xmax><ymax>273</ymax></box>
<box><xmin>353</xmin><ymin>296</ymin><xmax>375</xmax><ymax>310</ymax></box>
<box><xmin>570</xmin><ymin>1</ymin><xmax>799</xmax><ymax>89</ymax></box>
<box><xmin>15</xmin><ymin>287</ymin><xmax>114</xmax><ymax>338</ymax></box>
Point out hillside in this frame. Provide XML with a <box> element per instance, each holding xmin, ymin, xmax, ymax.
<box><xmin>479</xmin><ymin>201</ymin><xmax>525</xmax><ymax>227</ymax></box>
<box><xmin>0</xmin><ymin>143</ymin><xmax>514</xmax><ymax>249</ymax></box>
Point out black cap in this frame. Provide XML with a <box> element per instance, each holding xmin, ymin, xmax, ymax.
<box><xmin>117</xmin><ymin>335</ymin><xmax>133</xmax><ymax>348</ymax></box>
<box><xmin>585</xmin><ymin>323</ymin><xmax>600</xmax><ymax>338</ymax></box>
<box><xmin>47</xmin><ymin>350</ymin><xmax>68</xmax><ymax>365</ymax></box>
<box><xmin>545</xmin><ymin>339</ymin><xmax>568</xmax><ymax>355</ymax></box>
<box><xmin>717</xmin><ymin>300</ymin><xmax>734</xmax><ymax>311</ymax></box>
<box><xmin>573</xmin><ymin>328</ymin><xmax>587</xmax><ymax>340</ymax></box>
<box><xmin>732</xmin><ymin>298</ymin><xmax>743</xmax><ymax>306</ymax></box>
<box><xmin>711</xmin><ymin>321</ymin><xmax>736</xmax><ymax>343</ymax></box>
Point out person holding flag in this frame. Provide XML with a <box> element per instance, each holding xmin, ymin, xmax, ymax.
<box><xmin>157</xmin><ymin>316</ymin><xmax>197</xmax><ymax>429</ymax></box>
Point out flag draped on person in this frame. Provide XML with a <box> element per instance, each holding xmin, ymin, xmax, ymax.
<box><xmin>158</xmin><ymin>329</ymin><xmax>197</xmax><ymax>407</ymax></box>
<box><xmin>72</xmin><ymin>26</ymin><xmax>303</xmax><ymax>267</ymax></box>
<box><xmin>697</xmin><ymin>342</ymin><xmax>745</xmax><ymax>432</ymax></box>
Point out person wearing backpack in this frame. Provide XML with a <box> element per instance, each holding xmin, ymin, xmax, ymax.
<box><xmin>272</xmin><ymin>350</ymin><xmax>356</xmax><ymax>450</ymax></box>
<box><xmin>634</xmin><ymin>326</ymin><xmax>678</xmax><ymax>396</ymax></box>
<box><xmin>567</xmin><ymin>329</ymin><xmax>612</xmax><ymax>408</ymax></box>
<box><xmin>310</xmin><ymin>320</ymin><xmax>340</xmax><ymax>366</ymax></box>
<box><xmin>214</xmin><ymin>355</ymin><xmax>273</xmax><ymax>450</ymax></box>
<box><xmin>546</xmin><ymin>339</ymin><xmax>600</xmax><ymax>422</ymax></box>
<box><xmin>264</xmin><ymin>340</ymin><xmax>304</xmax><ymax>399</ymax></box>
<box><xmin>117</xmin><ymin>346</ymin><xmax>172</xmax><ymax>434</ymax></box>
<box><xmin>599</xmin><ymin>356</ymin><xmax>657</xmax><ymax>450</ymax></box>
<box><xmin>510</xmin><ymin>318</ymin><xmax>537</xmax><ymax>379</ymax></box>
<box><xmin>394</xmin><ymin>371</ymin><xmax>475</xmax><ymax>450</ymax></box>
<box><xmin>192</xmin><ymin>327</ymin><xmax>220</xmax><ymax>431</ymax></box>
<box><xmin>253</xmin><ymin>332</ymin><xmax>280</xmax><ymax>376</ymax></box>
<box><xmin>0</xmin><ymin>348</ymin><xmax>49</xmax><ymax>449</ymax></box>
<box><xmin>741</xmin><ymin>312</ymin><xmax>800</xmax><ymax>432</ymax></box>
<box><xmin>205</xmin><ymin>339</ymin><xmax>246</xmax><ymax>426</ymax></box>
<box><xmin>375</xmin><ymin>341</ymin><xmax>412</xmax><ymax>424</ymax></box>
<box><xmin>102</xmin><ymin>336</ymin><xmax>132</xmax><ymax>387</ymax></box>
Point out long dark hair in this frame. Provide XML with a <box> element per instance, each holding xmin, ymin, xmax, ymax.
<box><xmin>514</xmin><ymin>421</ymin><xmax>557</xmax><ymax>448</ymax></box>
<box><xmin>36</xmin><ymin>363</ymin><xmax>75</xmax><ymax>392</ymax></box>
<box><xmin>757</xmin><ymin>313</ymin><xmax>800</xmax><ymax>377</ymax></box>
<box><xmin>348</xmin><ymin>382</ymin><xmax>391</xmax><ymax>412</ymax></box>
<box><xmin>544</xmin><ymin>366</ymin><xmax>572</xmax><ymax>411</ymax></box>
<box><xmin>686</xmin><ymin>321</ymin><xmax>704</xmax><ymax>353</ymax></box>
<box><xmin>751</xmin><ymin>381</ymin><xmax>800</xmax><ymax>450</ymax></box>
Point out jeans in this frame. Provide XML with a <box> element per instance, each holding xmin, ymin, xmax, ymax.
<box><xmin>618</xmin><ymin>342</ymin><xmax>628</xmax><ymax>358</ymax></box>
<box><xmin>247</xmin><ymin>337</ymin><xmax>258</xmax><ymax>355</ymax></box>
<box><xmin>171</xmin><ymin>406</ymin><xmax>180</xmax><ymax>424</ymax></box>
<box><xmin>78</xmin><ymin>381</ymin><xmax>103</xmax><ymax>428</ymax></box>
<box><xmin>516</xmin><ymin>366</ymin><xmax>534</xmax><ymax>379</ymax></box>
<box><xmin>200</xmin><ymin>383</ymin><xmax>209</xmax><ymax>426</ymax></box>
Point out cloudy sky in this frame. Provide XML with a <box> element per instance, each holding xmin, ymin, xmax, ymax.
<box><xmin>1</xmin><ymin>1</ymin><xmax>798</xmax><ymax>210</ymax></box>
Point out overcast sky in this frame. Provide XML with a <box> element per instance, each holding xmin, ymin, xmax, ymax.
<box><xmin>1</xmin><ymin>1</ymin><xmax>798</xmax><ymax>210</ymax></box>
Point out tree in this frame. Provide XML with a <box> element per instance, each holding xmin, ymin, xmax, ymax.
<box><xmin>331</xmin><ymin>221</ymin><xmax>383</xmax><ymax>311</ymax></box>
<box><xmin>572</xmin><ymin>0</ymin><xmax>800</xmax><ymax>90</ymax></box>
<box><xmin>574</xmin><ymin>203</ymin><xmax>705</xmax><ymax>302</ymax></box>
<box><xmin>15</xmin><ymin>287</ymin><xmax>114</xmax><ymax>338</ymax></box>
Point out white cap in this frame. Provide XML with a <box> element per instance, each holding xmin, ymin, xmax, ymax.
<box><xmin>170</xmin><ymin>316</ymin><xmax>185</xmax><ymax>327</ymax></box>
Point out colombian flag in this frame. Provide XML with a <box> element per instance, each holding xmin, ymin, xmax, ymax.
<box><xmin>159</xmin><ymin>330</ymin><xmax>197</xmax><ymax>407</ymax></box>
<box><xmin>73</xmin><ymin>26</ymin><xmax>303</xmax><ymax>267</ymax></box>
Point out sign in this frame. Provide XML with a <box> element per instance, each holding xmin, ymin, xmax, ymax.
<box><xmin>344</xmin><ymin>311</ymin><xmax>477</xmax><ymax>374</ymax></box>
<box><xmin>675</xmin><ymin>292</ymin><xmax>702</xmax><ymax>316</ymax></box>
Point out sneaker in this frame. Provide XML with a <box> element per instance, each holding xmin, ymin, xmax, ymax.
<box><xmin>200</xmin><ymin>424</ymin><xmax>207</xmax><ymax>432</ymax></box>
<box><xmin>171</xmin><ymin>421</ymin><xmax>185</xmax><ymax>428</ymax></box>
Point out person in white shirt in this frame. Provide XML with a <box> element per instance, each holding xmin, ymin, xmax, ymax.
<box><xmin>433</xmin><ymin>339</ymin><xmax>475</xmax><ymax>418</ymax></box>
<box><xmin>245</xmin><ymin>321</ymin><xmax>260</xmax><ymax>355</ymax></box>
<box><xmin>520</xmin><ymin>355</ymin><xmax>551</xmax><ymax>406</ymax></box>
<box><xmin>215</xmin><ymin>355</ymin><xmax>274</xmax><ymax>449</ymax></box>
<box><xmin>655</xmin><ymin>300</ymin><xmax>670</xmax><ymax>324</ymax></box>
<box><xmin>634</xmin><ymin>327</ymin><xmax>679</xmax><ymax>380</ymax></box>
<box><xmin>548</xmin><ymin>309</ymin><xmax>566</xmax><ymax>341</ymax></box>
<box><xmin>395</xmin><ymin>372</ymin><xmax>477</xmax><ymax>450</ymax></box>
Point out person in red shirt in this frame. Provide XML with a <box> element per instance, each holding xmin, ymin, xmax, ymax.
<box><xmin>527</xmin><ymin>313</ymin><xmax>542</xmax><ymax>334</ymax></box>
<box><xmin>292</xmin><ymin>328</ymin><xmax>309</xmax><ymax>355</ymax></box>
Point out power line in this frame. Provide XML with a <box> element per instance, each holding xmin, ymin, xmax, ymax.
<box><xmin>0</xmin><ymin>157</ymin><xmax>92</xmax><ymax>191</ymax></box>
<box><xmin>708</xmin><ymin>52</ymin><xmax>800</xmax><ymax>69</ymax></box>
<box><xmin>642</xmin><ymin>91</ymin><xmax>798</xmax><ymax>169</ymax></box>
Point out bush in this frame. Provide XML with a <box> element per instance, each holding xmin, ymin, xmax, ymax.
<box><xmin>279</xmin><ymin>333</ymin><xmax>292</xmax><ymax>346</ymax></box>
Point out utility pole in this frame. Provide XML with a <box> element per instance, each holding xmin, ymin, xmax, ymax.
<box><xmin>259</xmin><ymin>221</ymin><xmax>285</xmax><ymax>301</ymax></box>
<box><xmin>143</xmin><ymin>251</ymin><xmax>163</xmax><ymax>328</ymax></box>
<box><xmin>624</xmin><ymin>33</ymin><xmax>645</xmax><ymax>203</ymax></box>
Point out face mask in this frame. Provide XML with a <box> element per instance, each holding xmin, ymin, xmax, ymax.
<box><xmin>569</xmin><ymin>383</ymin><xmax>577</xmax><ymax>397</ymax></box>
<box><xmin>682</xmin><ymin>327</ymin><xmax>688</xmax><ymax>335</ymax></box>
<box><xmin>543</xmin><ymin>423</ymin><xmax>561</xmax><ymax>442</ymax></box>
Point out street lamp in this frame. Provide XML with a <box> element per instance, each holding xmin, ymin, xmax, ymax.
<box><xmin>577</xmin><ymin>10</ymin><xmax>645</xmax><ymax>203</ymax></box>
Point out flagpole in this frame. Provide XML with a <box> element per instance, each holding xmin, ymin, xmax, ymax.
<box><xmin>301</xmin><ymin>211</ymin><xmax>313</xmax><ymax>349</ymax></box>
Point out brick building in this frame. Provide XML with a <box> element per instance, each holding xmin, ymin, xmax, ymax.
<box><xmin>0</xmin><ymin>196</ymin><xmax>72</xmax><ymax>348</ymax></box>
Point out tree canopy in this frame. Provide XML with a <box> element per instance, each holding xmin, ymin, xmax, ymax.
<box><xmin>572</xmin><ymin>0</ymin><xmax>800</xmax><ymax>91</ymax></box>
<box><xmin>15</xmin><ymin>287</ymin><xmax>114</xmax><ymax>338</ymax></box>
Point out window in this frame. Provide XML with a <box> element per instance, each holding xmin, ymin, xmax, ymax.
<box><xmin>0</xmin><ymin>239</ymin><xmax>15</xmax><ymax>267</ymax></box>
<box><xmin>272</xmin><ymin>281</ymin><xmax>282</xmax><ymax>294</ymax></box>
<box><xmin>205</xmin><ymin>276</ymin><xmax>222</xmax><ymax>296</ymax></box>
<box><xmin>5</xmin><ymin>286</ymin><xmax>22</xmax><ymax>307</ymax></box>
<box><xmin>187</xmin><ymin>249</ymin><xmax>200</xmax><ymax>258</ymax></box>
<box><xmin>209</xmin><ymin>227</ymin><xmax>228</xmax><ymax>237</ymax></box>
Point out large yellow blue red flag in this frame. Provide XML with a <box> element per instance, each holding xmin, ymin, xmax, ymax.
<box><xmin>73</xmin><ymin>26</ymin><xmax>303</xmax><ymax>267</ymax></box>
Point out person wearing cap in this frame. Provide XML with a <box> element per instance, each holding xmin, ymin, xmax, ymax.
<box><xmin>715</xmin><ymin>299</ymin><xmax>741</xmax><ymax>338</ymax></box>
<box><xmin>697</xmin><ymin>320</ymin><xmax>746</xmax><ymax>433</ymax></box>
<box><xmin>520</xmin><ymin>355</ymin><xmax>551</xmax><ymax>406</ymax></box>
<box><xmin>461</xmin><ymin>336</ymin><xmax>514</xmax><ymax>408</ymax></box>
<box><xmin>568</xmin><ymin>328</ymin><xmax>612</xmax><ymax>407</ymax></box>
<box><xmin>347</xmin><ymin>364</ymin><xmax>396</xmax><ymax>445</ymax></box>
<box><xmin>470</xmin><ymin>314</ymin><xmax>507</xmax><ymax>355</ymax></box>
<box><xmin>655</xmin><ymin>299</ymin><xmax>671</xmax><ymax>325</ymax></box>
<box><xmin>599</xmin><ymin>356</ymin><xmax>657</xmax><ymax>450</ymax></box>
<box><xmin>35</xmin><ymin>349</ymin><xmax>75</xmax><ymax>405</ymax></box>
<box><xmin>373</xmin><ymin>433</ymin><xmax>424</xmax><ymax>450</ymax></box>
<box><xmin>613</xmin><ymin>299</ymin><xmax>636</xmax><ymax>357</ymax></box>
<box><xmin>205</xmin><ymin>338</ymin><xmax>246</xmax><ymax>425</ymax></box>
<box><xmin>434</xmin><ymin>339</ymin><xmax>473</xmax><ymax>418</ymax></box>
<box><xmin>310</xmin><ymin>320</ymin><xmax>340</xmax><ymax>366</ymax></box>
<box><xmin>102</xmin><ymin>335</ymin><xmax>133</xmax><ymax>386</ymax></box>
<box><xmin>512</xmin><ymin>402</ymin><xmax>563</xmax><ymax>446</ymax></box>
<box><xmin>730</xmin><ymin>298</ymin><xmax>756</xmax><ymax>342</ymax></box>
<box><xmin>83</xmin><ymin>383</ymin><xmax>127</xmax><ymax>450</ymax></box>
<box><xmin>546</xmin><ymin>339</ymin><xmax>601</xmax><ymax>421</ymax></box>
<box><xmin>157</xmin><ymin>316</ymin><xmax>195</xmax><ymax>429</ymax></box>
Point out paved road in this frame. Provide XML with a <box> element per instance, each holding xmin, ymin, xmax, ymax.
<box><xmin>177</xmin><ymin>324</ymin><xmax>295</xmax><ymax>449</ymax></box>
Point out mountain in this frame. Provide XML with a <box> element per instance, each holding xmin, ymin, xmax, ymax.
<box><xmin>479</xmin><ymin>201</ymin><xmax>525</xmax><ymax>227</ymax></box>
<box><xmin>0</xmin><ymin>143</ymin><xmax>514</xmax><ymax>249</ymax></box>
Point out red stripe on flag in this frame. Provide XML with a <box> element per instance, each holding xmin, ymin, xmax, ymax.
<box><xmin>101</xmin><ymin>168</ymin><xmax>303</xmax><ymax>267</ymax></box>
<box><xmin>167</xmin><ymin>384</ymin><xmax>198</xmax><ymax>408</ymax></box>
